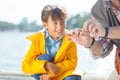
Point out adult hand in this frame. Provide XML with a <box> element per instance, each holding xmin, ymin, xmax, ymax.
<box><xmin>67</xmin><ymin>29</ymin><xmax>93</xmax><ymax>48</ymax></box>
<box><xmin>40</xmin><ymin>74</ymin><xmax>49</xmax><ymax>80</ymax></box>
<box><xmin>45</xmin><ymin>62</ymin><xmax>60</xmax><ymax>75</ymax></box>
<box><xmin>83</xmin><ymin>20</ymin><xmax>106</xmax><ymax>38</ymax></box>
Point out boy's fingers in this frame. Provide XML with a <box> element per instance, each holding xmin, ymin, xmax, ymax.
<box><xmin>40</xmin><ymin>76</ymin><xmax>43</xmax><ymax>80</ymax></box>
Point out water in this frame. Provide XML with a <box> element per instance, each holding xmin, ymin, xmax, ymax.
<box><xmin>0</xmin><ymin>32</ymin><xmax>33</xmax><ymax>73</ymax></box>
<box><xmin>0</xmin><ymin>32</ymin><xmax>115</xmax><ymax>76</ymax></box>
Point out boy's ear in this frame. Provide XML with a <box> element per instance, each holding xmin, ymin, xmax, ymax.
<box><xmin>42</xmin><ymin>22</ymin><xmax>47</xmax><ymax>28</ymax></box>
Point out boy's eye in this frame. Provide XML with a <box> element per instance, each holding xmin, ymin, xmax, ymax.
<box><xmin>53</xmin><ymin>22</ymin><xmax>57</xmax><ymax>25</ymax></box>
<box><xmin>54</xmin><ymin>22</ymin><xmax>57</xmax><ymax>24</ymax></box>
<box><xmin>61</xmin><ymin>22</ymin><xmax>65</xmax><ymax>24</ymax></box>
<box><xmin>52</xmin><ymin>21</ymin><xmax>65</xmax><ymax>25</ymax></box>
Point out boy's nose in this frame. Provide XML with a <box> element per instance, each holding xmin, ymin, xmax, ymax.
<box><xmin>57</xmin><ymin>24</ymin><xmax>62</xmax><ymax>29</ymax></box>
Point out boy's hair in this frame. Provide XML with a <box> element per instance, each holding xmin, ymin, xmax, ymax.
<box><xmin>41</xmin><ymin>4</ymin><xmax>67</xmax><ymax>22</ymax></box>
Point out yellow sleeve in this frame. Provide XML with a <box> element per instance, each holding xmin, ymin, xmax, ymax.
<box><xmin>22</xmin><ymin>43</ymin><xmax>47</xmax><ymax>74</ymax></box>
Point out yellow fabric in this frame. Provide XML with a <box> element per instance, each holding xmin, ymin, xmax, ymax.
<box><xmin>22</xmin><ymin>29</ymin><xmax>78</xmax><ymax>80</ymax></box>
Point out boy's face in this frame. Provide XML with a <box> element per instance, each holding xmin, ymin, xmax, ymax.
<box><xmin>43</xmin><ymin>16</ymin><xmax>66</xmax><ymax>40</ymax></box>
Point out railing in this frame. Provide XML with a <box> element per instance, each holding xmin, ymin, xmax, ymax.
<box><xmin>0</xmin><ymin>72</ymin><xmax>32</xmax><ymax>80</ymax></box>
<box><xmin>82</xmin><ymin>75</ymin><xmax>105</xmax><ymax>80</ymax></box>
<box><xmin>0</xmin><ymin>72</ymin><xmax>105</xmax><ymax>80</ymax></box>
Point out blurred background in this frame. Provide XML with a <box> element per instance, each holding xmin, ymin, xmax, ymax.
<box><xmin>0</xmin><ymin>0</ymin><xmax>115</xmax><ymax>79</ymax></box>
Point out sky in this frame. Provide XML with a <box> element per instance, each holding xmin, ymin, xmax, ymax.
<box><xmin>0</xmin><ymin>0</ymin><xmax>97</xmax><ymax>25</ymax></box>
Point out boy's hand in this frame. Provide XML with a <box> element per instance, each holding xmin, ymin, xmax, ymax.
<box><xmin>45</xmin><ymin>62</ymin><xmax>60</xmax><ymax>75</ymax></box>
<box><xmin>40</xmin><ymin>74</ymin><xmax>49</xmax><ymax>80</ymax></box>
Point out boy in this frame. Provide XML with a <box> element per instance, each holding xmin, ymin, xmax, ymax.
<box><xmin>22</xmin><ymin>4</ymin><xmax>81</xmax><ymax>80</ymax></box>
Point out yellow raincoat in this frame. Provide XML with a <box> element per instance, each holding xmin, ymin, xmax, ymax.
<box><xmin>22</xmin><ymin>29</ymin><xmax>78</xmax><ymax>80</ymax></box>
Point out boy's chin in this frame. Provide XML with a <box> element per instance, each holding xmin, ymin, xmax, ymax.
<box><xmin>56</xmin><ymin>33</ymin><xmax>62</xmax><ymax>37</ymax></box>
<box><xmin>54</xmin><ymin>35</ymin><xmax>61</xmax><ymax>39</ymax></box>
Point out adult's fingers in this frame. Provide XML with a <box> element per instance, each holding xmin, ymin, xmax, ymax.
<box><xmin>83</xmin><ymin>20</ymin><xmax>91</xmax><ymax>32</ymax></box>
<box><xmin>88</xmin><ymin>23</ymin><xmax>96</xmax><ymax>33</ymax></box>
